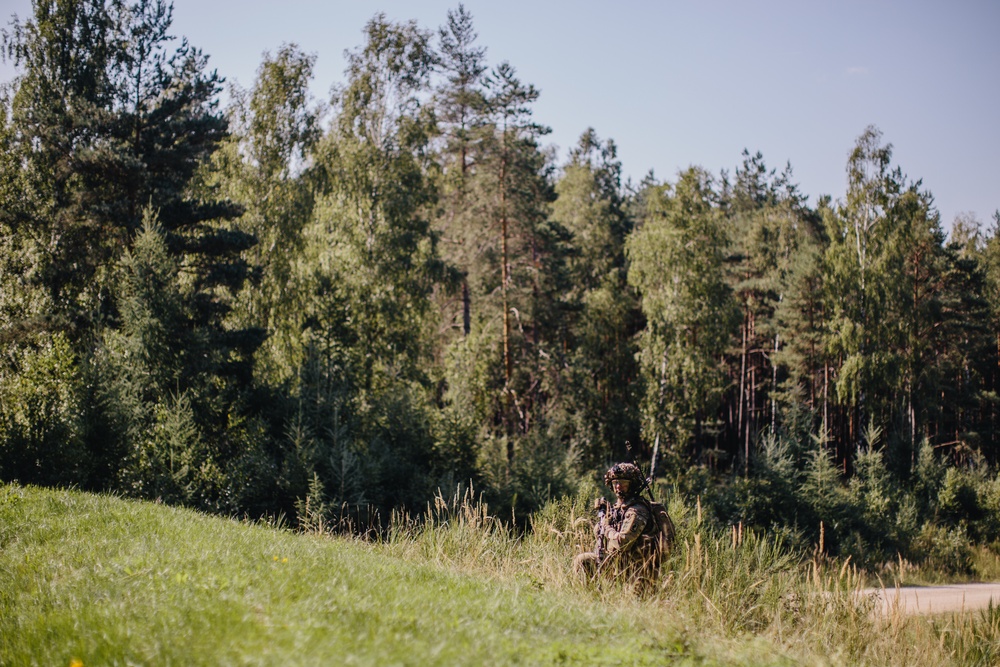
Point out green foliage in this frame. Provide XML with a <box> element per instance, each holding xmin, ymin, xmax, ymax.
<box><xmin>1</xmin><ymin>0</ymin><xmax>236</xmax><ymax>336</ymax></box>
<box><xmin>434</xmin><ymin>3</ymin><xmax>487</xmax><ymax>186</ymax></box>
<box><xmin>477</xmin><ymin>428</ymin><xmax>583</xmax><ymax>517</ymax></box>
<box><xmin>86</xmin><ymin>208</ymin><xmax>262</xmax><ymax>510</ymax></box>
<box><xmin>0</xmin><ymin>334</ymin><xmax>87</xmax><ymax>485</ymax></box>
<box><xmin>430</xmin><ymin>15</ymin><xmax>578</xmax><ymax>502</ymax></box>
<box><xmin>5</xmin><ymin>2</ymin><xmax>1000</xmax><ymax>582</ymax></box>
<box><xmin>910</xmin><ymin>523</ymin><xmax>974</xmax><ymax>576</ymax></box>
<box><xmin>207</xmin><ymin>43</ymin><xmax>320</xmax><ymax>385</ymax></box>
<box><xmin>118</xmin><ymin>391</ymin><xmax>224</xmax><ymax>505</ymax></box>
<box><xmin>722</xmin><ymin>151</ymin><xmax>827</xmax><ymax>479</ymax></box>
<box><xmin>299</xmin><ymin>13</ymin><xmax>442</xmax><ymax>379</ymax></box>
<box><xmin>842</xmin><ymin>439</ymin><xmax>917</xmax><ymax>561</ymax></box>
<box><xmin>818</xmin><ymin>125</ymin><xmax>978</xmax><ymax>474</ymax></box>
<box><xmin>628</xmin><ymin>167</ymin><xmax>740</xmax><ymax>455</ymax></box>
<box><xmin>913</xmin><ymin>439</ymin><xmax>945</xmax><ymax>514</ymax></box>
<box><xmin>553</xmin><ymin>130</ymin><xmax>642</xmax><ymax>466</ymax></box>
<box><xmin>232</xmin><ymin>19</ymin><xmax>457</xmax><ymax>513</ymax></box>
<box><xmin>0</xmin><ymin>1</ymin><xmax>260</xmax><ymax>510</ymax></box>
<box><xmin>725</xmin><ymin>431</ymin><xmax>806</xmax><ymax>538</ymax></box>
<box><xmin>798</xmin><ymin>441</ymin><xmax>853</xmax><ymax>546</ymax></box>
<box><xmin>938</xmin><ymin>467</ymin><xmax>983</xmax><ymax>525</ymax></box>
<box><xmin>113</xmin><ymin>210</ymin><xmax>187</xmax><ymax>396</ymax></box>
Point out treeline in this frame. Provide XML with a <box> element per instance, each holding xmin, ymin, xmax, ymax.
<box><xmin>3</xmin><ymin>1</ymin><xmax>1000</xmax><ymax>567</ymax></box>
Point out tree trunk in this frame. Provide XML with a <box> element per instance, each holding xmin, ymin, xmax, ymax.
<box><xmin>739</xmin><ymin>318</ymin><xmax>748</xmax><ymax>475</ymax></box>
<box><xmin>499</xmin><ymin>135</ymin><xmax>514</xmax><ymax>466</ymax></box>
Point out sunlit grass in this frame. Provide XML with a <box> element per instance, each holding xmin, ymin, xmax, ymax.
<box><xmin>0</xmin><ymin>484</ymin><xmax>687</xmax><ymax>665</ymax></box>
<box><xmin>2</xmin><ymin>482</ymin><xmax>999</xmax><ymax>666</ymax></box>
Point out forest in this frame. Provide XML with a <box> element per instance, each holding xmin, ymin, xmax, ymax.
<box><xmin>2</xmin><ymin>0</ymin><xmax>1000</xmax><ymax>572</ymax></box>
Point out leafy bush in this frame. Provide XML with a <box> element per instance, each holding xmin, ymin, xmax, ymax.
<box><xmin>938</xmin><ymin>467</ymin><xmax>984</xmax><ymax>525</ymax></box>
<box><xmin>474</xmin><ymin>429</ymin><xmax>584</xmax><ymax>520</ymax></box>
<box><xmin>910</xmin><ymin>522</ymin><xmax>974</xmax><ymax>576</ymax></box>
<box><xmin>0</xmin><ymin>334</ymin><xmax>88</xmax><ymax>485</ymax></box>
<box><xmin>974</xmin><ymin>473</ymin><xmax>1000</xmax><ymax>542</ymax></box>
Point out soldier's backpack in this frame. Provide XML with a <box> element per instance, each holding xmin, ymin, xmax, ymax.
<box><xmin>640</xmin><ymin>498</ymin><xmax>676</xmax><ymax>556</ymax></box>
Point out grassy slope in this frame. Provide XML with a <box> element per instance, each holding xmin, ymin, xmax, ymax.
<box><xmin>0</xmin><ymin>484</ymin><xmax>712</xmax><ymax>666</ymax></box>
<box><xmin>4</xmin><ymin>483</ymin><xmax>997</xmax><ymax>666</ymax></box>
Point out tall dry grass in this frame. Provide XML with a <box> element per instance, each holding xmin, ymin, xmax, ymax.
<box><xmin>380</xmin><ymin>486</ymin><xmax>1000</xmax><ymax>665</ymax></box>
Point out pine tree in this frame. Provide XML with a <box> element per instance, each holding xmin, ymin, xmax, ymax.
<box><xmin>1</xmin><ymin>0</ymin><xmax>118</xmax><ymax>333</ymax></box>
<box><xmin>1</xmin><ymin>0</ymin><xmax>245</xmax><ymax>339</ymax></box>
<box><xmin>431</xmin><ymin>3</ymin><xmax>488</xmax><ymax>339</ymax></box>
<box><xmin>551</xmin><ymin>129</ymin><xmax>641</xmax><ymax>465</ymax></box>
<box><xmin>95</xmin><ymin>207</ymin><xmax>262</xmax><ymax>509</ymax></box>
<box><xmin>723</xmin><ymin>150</ymin><xmax>821</xmax><ymax>470</ymax></box>
<box><xmin>1</xmin><ymin>0</ymin><xmax>260</xmax><ymax>498</ymax></box>
<box><xmin>435</xmin><ymin>3</ymin><xmax>487</xmax><ymax>185</ymax></box>
<box><xmin>479</xmin><ymin>61</ymin><xmax>555</xmax><ymax>444</ymax></box>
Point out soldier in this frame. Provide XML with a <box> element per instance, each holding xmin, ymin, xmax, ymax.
<box><xmin>573</xmin><ymin>462</ymin><xmax>662</xmax><ymax>587</ymax></box>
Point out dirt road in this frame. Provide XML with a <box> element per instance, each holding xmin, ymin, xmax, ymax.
<box><xmin>860</xmin><ymin>583</ymin><xmax>1000</xmax><ymax>615</ymax></box>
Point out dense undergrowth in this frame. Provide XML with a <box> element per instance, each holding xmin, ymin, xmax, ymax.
<box><xmin>2</xmin><ymin>483</ymin><xmax>999</xmax><ymax>666</ymax></box>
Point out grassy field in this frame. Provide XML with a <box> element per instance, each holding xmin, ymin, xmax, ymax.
<box><xmin>1</xmin><ymin>483</ymin><xmax>998</xmax><ymax>666</ymax></box>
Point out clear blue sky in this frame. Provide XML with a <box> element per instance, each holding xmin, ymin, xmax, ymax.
<box><xmin>2</xmin><ymin>0</ymin><xmax>997</xmax><ymax>230</ymax></box>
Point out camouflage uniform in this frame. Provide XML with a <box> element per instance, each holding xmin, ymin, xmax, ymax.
<box><xmin>574</xmin><ymin>463</ymin><xmax>660</xmax><ymax>585</ymax></box>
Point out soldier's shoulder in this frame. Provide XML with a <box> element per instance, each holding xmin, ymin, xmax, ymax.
<box><xmin>625</xmin><ymin>497</ymin><xmax>652</xmax><ymax>515</ymax></box>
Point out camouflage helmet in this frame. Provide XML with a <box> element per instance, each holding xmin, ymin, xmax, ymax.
<box><xmin>604</xmin><ymin>462</ymin><xmax>645</xmax><ymax>489</ymax></box>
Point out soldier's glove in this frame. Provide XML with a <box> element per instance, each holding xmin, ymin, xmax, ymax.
<box><xmin>593</xmin><ymin>497</ymin><xmax>608</xmax><ymax>511</ymax></box>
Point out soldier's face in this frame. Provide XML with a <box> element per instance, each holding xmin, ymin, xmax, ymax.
<box><xmin>612</xmin><ymin>479</ymin><xmax>630</xmax><ymax>497</ymax></box>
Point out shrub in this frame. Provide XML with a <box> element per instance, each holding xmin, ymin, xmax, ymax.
<box><xmin>938</xmin><ymin>467</ymin><xmax>984</xmax><ymax>525</ymax></box>
<box><xmin>974</xmin><ymin>473</ymin><xmax>1000</xmax><ymax>542</ymax></box>
<box><xmin>910</xmin><ymin>522</ymin><xmax>974</xmax><ymax>577</ymax></box>
<box><xmin>846</xmin><ymin>445</ymin><xmax>916</xmax><ymax>562</ymax></box>
<box><xmin>0</xmin><ymin>334</ymin><xmax>89</xmax><ymax>486</ymax></box>
<box><xmin>118</xmin><ymin>392</ymin><xmax>223</xmax><ymax>508</ymax></box>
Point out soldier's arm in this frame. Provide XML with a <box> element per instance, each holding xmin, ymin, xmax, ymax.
<box><xmin>606</xmin><ymin>505</ymin><xmax>649</xmax><ymax>553</ymax></box>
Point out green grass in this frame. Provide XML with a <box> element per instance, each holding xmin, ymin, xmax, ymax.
<box><xmin>0</xmin><ymin>484</ymin><xmax>688</xmax><ymax>666</ymax></box>
<box><xmin>1</xmin><ymin>483</ymin><xmax>998</xmax><ymax>666</ymax></box>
